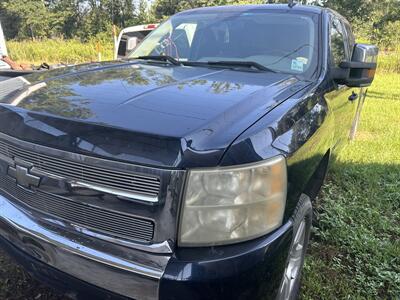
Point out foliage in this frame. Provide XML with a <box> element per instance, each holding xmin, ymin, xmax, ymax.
<box><xmin>322</xmin><ymin>0</ymin><xmax>400</xmax><ymax>49</ymax></box>
<box><xmin>7</xmin><ymin>38</ymin><xmax>114</xmax><ymax>65</ymax></box>
<box><xmin>151</xmin><ymin>0</ymin><xmax>265</xmax><ymax>19</ymax></box>
<box><xmin>301</xmin><ymin>72</ymin><xmax>400</xmax><ymax>299</ymax></box>
<box><xmin>378</xmin><ymin>47</ymin><xmax>400</xmax><ymax>73</ymax></box>
<box><xmin>0</xmin><ymin>0</ymin><xmax>151</xmax><ymax>41</ymax></box>
<box><xmin>0</xmin><ymin>0</ymin><xmax>53</xmax><ymax>39</ymax></box>
<box><xmin>1</xmin><ymin>0</ymin><xmax>399</xmax><ymax>48</ymax></box>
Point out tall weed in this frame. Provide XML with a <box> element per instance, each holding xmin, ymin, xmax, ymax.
<box><xmin>7</xmin><ymin>38</ymin><xmax>114</xmax><ymax>65</ymax></box>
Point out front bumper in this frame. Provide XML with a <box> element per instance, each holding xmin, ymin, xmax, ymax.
<box><xmin>160</xmin><ymin>222</ymin><xmax>292</xmax><ymax>300</ymax></box>
<box><xmin>0</xmin><ymin>194</ymin><xmax>293</xmax><ymax>300</ymax></box>
<box><xmin>0</xmin><ymin>195</ymin><xmax>170</xmax><ymax>300</ymax></box>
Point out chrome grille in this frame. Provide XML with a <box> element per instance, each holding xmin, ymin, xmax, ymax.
<box><xmin>0</xmin><ymin>175</ymin><xmax>154</xmax><ymax>242</ymax></box>
<box><xmin>0</xmin><ymin>139</ymin><xmax>161</xmax><ymax>199</ymax></box>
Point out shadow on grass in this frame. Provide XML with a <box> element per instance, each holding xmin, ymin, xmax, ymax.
<box><xmin>368</xmin><ymin>90</ymin><xmax>400</xmax><ymax>100</ymax></box>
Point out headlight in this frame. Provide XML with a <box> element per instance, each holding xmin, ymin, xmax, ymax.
<box><xmin>179</xmin><ymin>156</ymin><xmax>287</xmax><ymax>246</ymax></box>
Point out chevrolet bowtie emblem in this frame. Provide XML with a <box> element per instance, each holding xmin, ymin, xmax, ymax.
<box><xmin>8</xmin><ymin>164</ymin><xmax>41</xmax><ymax>189</ymax></box>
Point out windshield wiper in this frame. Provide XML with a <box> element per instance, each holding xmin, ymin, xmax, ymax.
<box><xmin>204</xmin><ymin>61</ymin><xmax>276</xmax><ymax>72</ymax></box>
<box><xmin>136</xmin><ymin>55</ymin><xmax>181</xmax><ymax>66</ymax></box>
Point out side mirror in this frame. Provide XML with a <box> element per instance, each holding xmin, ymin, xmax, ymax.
<box><xmin>333</xmin><ymin>44</ymin><xmax>379</xmax><ymax>87</ymax></box>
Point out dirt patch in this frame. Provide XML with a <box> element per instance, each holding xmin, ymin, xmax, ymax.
<box><xmin>0</xmin><ymin>248</ymin><xmax>70</xmax><ymax>300</ymax></box>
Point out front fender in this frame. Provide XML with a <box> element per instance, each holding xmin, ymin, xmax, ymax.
<box><xmin>219</xmin><ymin>85</ymin><xmax>334</xmax><ymax>221</ymax></box>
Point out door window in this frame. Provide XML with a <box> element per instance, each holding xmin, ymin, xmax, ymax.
<box><xmin>342</xmin><ymin>20</ymin><xmax>355</xmax><ymax>58</ymax></box>
<box><xmin>330</xmin><ymin>17</ymin><xmax>347</xmax><ymax>66</ymax></box>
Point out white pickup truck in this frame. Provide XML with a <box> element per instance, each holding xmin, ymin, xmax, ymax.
<box><xmin>0</xmin><ymin>22</ymin><xmax>11</xmax><ymax>72</ymax></box>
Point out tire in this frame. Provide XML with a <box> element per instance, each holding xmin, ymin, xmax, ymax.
<box><xmin>277</xmin><ymin>194</ymin><xmax>313</xmax><ymax>300</ymax></box>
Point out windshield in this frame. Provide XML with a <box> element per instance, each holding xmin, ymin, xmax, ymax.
<box><xmin>130</xmin><ymin>9</ymin><xmax>319</xmax><ymax>77</ymax></box>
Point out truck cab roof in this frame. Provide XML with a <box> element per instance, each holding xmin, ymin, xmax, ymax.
<box><xmin>177</xmin><ymin>4</ymin><xmax>326</xmax><ymax>16</ymax></box>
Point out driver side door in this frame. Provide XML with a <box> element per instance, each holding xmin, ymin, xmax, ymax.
<box><xmin>325</xmin><ymin>15</ymin><xmax>358</xmax><ymax>152</ymax></box>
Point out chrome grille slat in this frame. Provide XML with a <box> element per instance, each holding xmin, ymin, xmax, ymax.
<box><xmin>0</xmin><ymin>175</ymin><xmax>154</xmax><ymax>242</ymax></box>
<box><xmin>4</xmin><ymin>142</ymin><xmax>157</xmax><ymax>182</ymax></box>
<box><xmin>3</xmin><ymin>186</ymin><xmax>154</xmax><ymax>236</ymax></box>
<box><xmin>0</xmin><ymin>146</ymin><xmax>9</xmax><ymax>156</ymax></box>
<box><xmin>7</xmin><ymin>143</ymin><xmax>158</xmax><ymax>185</ymax></box>
<box><xmin>26</xmin><ymin>202</ymin><xmax>153</xmax><ymax>237</ymax></box>
<box><xmin>38</xmin><ymin>155</ymin><xmax>159</xmax><ymax>184</ymax></box>
<box><xmin>0</xmin><ymin>140</ymin><xmax>161</xmax><ymax>198</ymax></box>
<box><xmin>3</xmin><ymin>143</ymin><xmax>160</xmax><ymax>191</ymax></box>
<box><xmin>36</xmin><ymin>210</ymin><xmax>153</xmax><ymax>237</ymax></box>
<box><xmin>5</xmin><ymin>197</ymin><xmax>154</xmax><ymax>240</ymax></box>
<box><xmin>7</xmin><ymin>151</ymin><xmax>160</xmax><ymax>193</ymax></box>
<box><xmin>34</xmin><ymin>164</ymin><xmax>160</xmax><ymax>195</ymax></box>
<box><xmin>37</xmin><ymin>162</ymin><xmax>161</xmax><ymax>190</ymax></box>
<box><xmin>30</xmin><ymin>197</ymin><xmax>155</xmax><ymax>231</ymax></box>
<box><xmin>32</xmin><ymin>201</ymin><xmax>154</xmax><ymax>231</ymax></box>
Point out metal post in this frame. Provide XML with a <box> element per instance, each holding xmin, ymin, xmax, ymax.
<box><xmin>349</xmin><ymin>88</ymin><xmax>368</xmax><ymax>140</ymax></box>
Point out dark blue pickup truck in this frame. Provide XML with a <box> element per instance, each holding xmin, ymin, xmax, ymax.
<box><xmin>0</xmin><ymin>4</ymin><xmax>378</xmax><ymax>300</ymax></box>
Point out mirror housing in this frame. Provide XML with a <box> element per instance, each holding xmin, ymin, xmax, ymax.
<box><xmin>333</xmin><ymin>44</ymin><xmax>379</xmax><ymax>87</ymax></box>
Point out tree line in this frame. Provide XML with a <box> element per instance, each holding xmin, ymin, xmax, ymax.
<box><xmin>0</xmin><ymin>0</ymin><xmax>399</xmax><ymax>48</ymax></box>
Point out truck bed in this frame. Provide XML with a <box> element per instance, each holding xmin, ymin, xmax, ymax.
<box><xmin>0</xmin><ymin>69</ymin><xmax>38</xmax><ymax>80</ymax></box>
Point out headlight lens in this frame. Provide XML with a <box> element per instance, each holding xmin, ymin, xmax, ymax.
<box><xmin>179</xmin><ymin>156</ymin><xmax>287</xmax><ymax>246</ymax></box>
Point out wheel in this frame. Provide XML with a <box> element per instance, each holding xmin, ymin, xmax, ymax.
<box><xmin>277</xmin><ymin>194</ymin><xmax>313</xmax><ymax>300</ymax></box>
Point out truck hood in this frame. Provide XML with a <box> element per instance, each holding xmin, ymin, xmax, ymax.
<box><xmin>0</xmin><ymin>61</ymin><xmax>309</xmax><ymax>168</ymax></box>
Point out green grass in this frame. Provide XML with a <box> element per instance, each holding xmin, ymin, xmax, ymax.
<box><xmin>7</xmin><ymin>39</ymin><xmax>114</xmax><ymax>65</ymax></box>
<box><xmin>301</xmin><ymin>72</ymin><xmax>400</xmax><ymax>299</ymax></box>
<box><xmin>378</xmin><ymin>48</ymin><xmax>400</xmax><ymax>73</ymax></box>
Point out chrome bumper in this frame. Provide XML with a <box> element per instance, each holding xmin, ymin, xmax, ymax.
<box><xmin>0</xmin><ymin>195</ymin><xmax>171</xmax><ymax>300</ymax></box>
